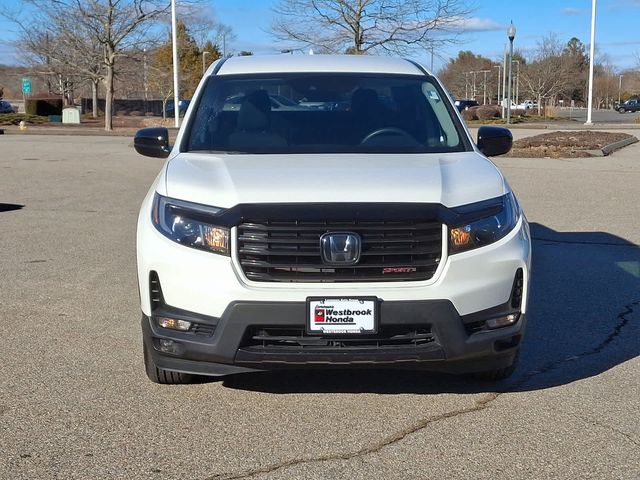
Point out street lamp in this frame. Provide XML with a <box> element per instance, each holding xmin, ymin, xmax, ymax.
<box><xmin>202</xmin><ymin>51</ymin><xmax>211</xmax><ymax>75</ymax></box>
<box><xmin>479</xmin><ymin>70</ymin><xmax>491</xmax><ymax>105</ymax></box>
<box><xmin>464</xmin><ymin>72</ymin><xmax>470</xmax><ymax>99</ymax></box>
<box><xmin>506</xmin><ymin>21</ymin><xmax>516</xmax><ymax>124</ymax></box>
<box><xmin>585</xmin><ymin>0</ymin><xmax>597</xmax><ymax>125</ymax></box>
<box><xmin>512</xmin><ymin>60</ymin><xmax>520</xmax><ymax>106</ymax></box>
<box><xmin>170</xmin><ymin>0</ymin><xmax>180</xmax><ymax>128</ymax></box>
<box><xmin>218</xmin><ymin>33</ymin><xmax>227</xmax><ymax>58</ymax></box>
<box><xmin>618</xmin><ymin>74</ymin><xmax>624</xmax><ymax>104</ymax></box>
<box><xmin>493</xmin><ymin>65</ymin><xmax>501</xmax><ymax>106</ymax></box>
<box><xmin>143</xmin><ymin>48</ymin><xmax>148</xmax><ymax>102</ymax></box>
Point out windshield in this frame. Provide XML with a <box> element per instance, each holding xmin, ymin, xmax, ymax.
<box><xmin>186</xmin><ymin>73</ymin><xmax>466</xmax><ymax>154</ymax></box>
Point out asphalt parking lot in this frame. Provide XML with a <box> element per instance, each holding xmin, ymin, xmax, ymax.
<box><xmin>1</xmin><ymin>132</ymin><xmax>639</xmax><ymax>479</ymax></box>
<box><xmin>556</xmin><ymin>107</ymin><xmax>640</xmax><ymax>124</ymax></box>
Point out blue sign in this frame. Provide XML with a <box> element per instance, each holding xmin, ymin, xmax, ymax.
<box><xmin>22</xmin><ymin>77</ymin><xmax>31</xmax><ymax>94</ymax></box>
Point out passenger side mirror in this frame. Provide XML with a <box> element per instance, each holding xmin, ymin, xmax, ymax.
<box><xmin>477</xmin><ymin>126</ymin><xmax>512</xmax><ymax>157</ymax></box>
<box><xmin>134</xmin><ymin>128</ymin><xmax>171</xmax><ymax>158</ymax></box>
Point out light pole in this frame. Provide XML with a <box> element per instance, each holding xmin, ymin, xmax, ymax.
<box><xmin>218</xmin><ymin>33</ymin><xmax>227</xmax><ymax>58</ymax></box>
<box><xmin>464</xmin><ymin>72</ymin><xmax>470</xmax><ymax>99</ymax></box>
<box><xmin>171</xmin><ymin>0</ymin><xmax>180</xmax><ymax>128</ymax></box>
<box><xmin>202</xmin><ymin>51</ymin><xmax>211</xmax><ymax>75</ymax></box>
<box><xmin>472</xmin><ymin>70</ymin><xmax>478</xmax><ymax>99</ymax></box>
<box><xmin>585</xmin><ymin>0</ymin><xmax>597</xmax><ymax>125</ymax></box>
<box><xmin>501</xmin><ymin>45</ymin><xmax>507</xmax><ymax>118</ymax></box>
<box><xmin>430</xmin><ymin>45</ymin><xmax>435</xmax><ymax>71</ymax></box>
<box><xmin>506</xmin><ymin>22</ymin><xmax>516</xmax><ymax>124</ymax></box>
<box><xmin>143</xmin><ymin>48</ymin><xmax>148</xmax><ymax>102</ymax></box>
<box><xmin>480</xmin><ymin>70</ymin><xmax>490</xmax><ymax>104</ymax></box>
<box><xmin>618</xmin><ymin>74</ymin><xmax>624</xmax><ymax>104</ymax></box>
<box><xmin>512</xmin><ymin>60</ymin><xmax>520</xmax><ymax>106</ymax></box>
<box><xmin>493</xmin><ymin>65</ymin><xmax>501</xmax><ymax>106</ymax></box>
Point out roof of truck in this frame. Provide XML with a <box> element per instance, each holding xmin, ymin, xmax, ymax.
<box><xmin>212</xmin><ymin>54</ymin><xmax>429</xmax><ymax>76</ymax></box>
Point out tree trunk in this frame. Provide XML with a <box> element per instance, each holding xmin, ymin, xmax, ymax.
<box><xmin>104</xmin><ymin>62</ymin><xmax>114</xmax><ymax>131</ymax></box>
<box><xmin>92</xmin><ymin>80</ymin><xmax>98</xmax><ymax>119</ymax></box>
<box><xmin>537</xmin><ymin>94</ymin><xmax>542</xmax><ymax>116</ymax></box>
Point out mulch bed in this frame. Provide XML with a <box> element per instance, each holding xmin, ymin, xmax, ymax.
<box><xmin>507</xmin><ymin>131</ymin><xmax>634</xmax><ymax>158</ymax></box>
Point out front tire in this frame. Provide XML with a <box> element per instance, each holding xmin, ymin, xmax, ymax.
<box><xmin>618</xmin><ymin>107</ymin><xmax>626</xmax><ymax>113</ymax></box>
<box><xmin>143</xmin><ymin>339</ymin><xmax>194</xmax><ymax>384</ymax></box>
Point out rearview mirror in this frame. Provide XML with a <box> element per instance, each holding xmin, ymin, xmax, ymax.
<box><xmin>134</xmin><ymin>128</ymin><xmax>171</xmax><ymax>158</ymax></box>
<box><xmin>477</xmin><ymin>126</ymin><xmax>512</xmax><ymax>157</ymax></box>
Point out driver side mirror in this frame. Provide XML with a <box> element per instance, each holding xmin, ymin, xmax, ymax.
<box><xmin>477</xmin><ymin>126</ymin><xmax>512</xmax><ymax>157</ymax></box>
<box><xmin>134</xmin><ymin>128</ymin><xmax>171</xmax><ymax>158</ymax></box>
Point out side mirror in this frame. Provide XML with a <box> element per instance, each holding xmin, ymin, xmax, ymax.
<box><xmin>477</xmin><ymin>126</ymin><xmax>512</xmax><ymax>157</ymax></box>
<box><xmin>134</xmin><ymin>127</ymin><xmax>171</xmax><ymax>158</ymax></box>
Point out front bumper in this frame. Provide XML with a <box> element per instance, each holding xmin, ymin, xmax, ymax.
<box><xmin>137</xmin><ymin>188</ymin><xmax>531</xmax><ymax>376</ymax></box>
<box><xmin>143</xmin><ymin>299</ymin><xmax>526</xmax><ymax>376</ymax></box>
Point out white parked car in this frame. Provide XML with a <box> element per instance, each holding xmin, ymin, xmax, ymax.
<box><xmin>516</xmin><ymin>100</ymin><xmax>537</xmax><ymax>110</ymax></box>
<box><xmin>134</xmin><ymin>55</ymin><xmax>531</xmax><ymax>384</ymax></box>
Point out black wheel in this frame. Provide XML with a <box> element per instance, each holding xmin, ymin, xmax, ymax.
<box><xmin>618</xmin><ymin>107</ymin><xmax>626</xmax><ymax>113</ymax></box>
<box><xmin>143</xmin><ymin>338</ymin><xmax>194</xmax><ymax>384</ymax></box>
<box><xmin>473</xmin><ymin>352</ymin><xmax>519</xmax><ymax>381</ymax></box>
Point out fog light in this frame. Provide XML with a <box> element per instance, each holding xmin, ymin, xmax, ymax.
<box><xmin>157</xmin><ymin>316</ymin><xmax>191</xmax><ymax>331</ymax></box>
<box><xmin>158</xmin><ymin>338</ymin><xmax>179</xmax><ymax>354</ymax></box>
<box><xmin>486</xmin><ymin>313</ymin><xmax>519</xmax><ymax>329</ymax></box>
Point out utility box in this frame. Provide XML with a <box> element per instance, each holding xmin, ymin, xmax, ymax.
<box><xmin>62</xmin><ymin>107</ymin><xmax>81</xmax><ymax>124</ymax></box>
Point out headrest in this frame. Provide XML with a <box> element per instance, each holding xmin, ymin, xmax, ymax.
<box><xmin>237</xmin><ymin>90</ymin><xmax>271</xmax><ymax>132</ymax></box>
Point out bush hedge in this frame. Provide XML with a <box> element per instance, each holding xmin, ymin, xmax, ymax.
<box><xmin>461</xmin><ymin>106</ymin><xmax>479</xmax><ymax>121</ymax></box>
<box><xmin>24</xmin><ymin>98</ymin><xmax>63</xmax><ymax>116</ymax></box>
<box><xmin>476</xmin><ymin>105</ymin><xmax>501</xmax><ymax>120</ymax></box>
<box><xmin>0</xmin><ymin>113</ymin><xmax>48</xmax><ymax>125</ymax></box>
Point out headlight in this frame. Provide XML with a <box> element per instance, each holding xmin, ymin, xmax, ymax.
<box><xmin>151</xmin><ymin>193</ymin><xmax>230</xmax><ymax>255</ymax></box>
<box><xmin>449</xmin><ymin>193</ymin><xmax>520</xmax><ymax>254</ymax></box>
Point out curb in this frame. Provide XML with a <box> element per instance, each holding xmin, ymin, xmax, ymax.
<box><xmin>583</xmin><ymin>135</ymin><xmax>638</xmax><ymax>157</ymax></box>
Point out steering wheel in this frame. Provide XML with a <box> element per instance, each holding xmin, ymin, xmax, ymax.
<box><xmin>361</xmin><ymin>127</ymin><xmax>413</xmax><ymax>145</ymax></box>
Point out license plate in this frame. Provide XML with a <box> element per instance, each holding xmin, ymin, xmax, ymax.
<box><xmin>307</xmin><ymin>297</ymin><xmax>377</xmax><ymax>334</ymax></box>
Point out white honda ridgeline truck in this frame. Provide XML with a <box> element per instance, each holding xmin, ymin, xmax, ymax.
<box><xmin>134</xmin><ymin>55</ymin><xmax>531</xmax><ymax>384</ymax></box>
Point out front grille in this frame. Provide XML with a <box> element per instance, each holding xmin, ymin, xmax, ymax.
<box><xmin>244</xmin><ymin>325</ymin><xmax>435</xmax><ymax>351</ymax></box>
<box><xmin>237</xmin><ymin>219</ymin><xmax>442</xmax><ymax>282</ymax></box>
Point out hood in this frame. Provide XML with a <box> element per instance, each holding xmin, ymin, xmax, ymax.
<box><xmin>164</xmin><ymin>152</ymin><xmax>506</xmax><ymax>209</ymax></box>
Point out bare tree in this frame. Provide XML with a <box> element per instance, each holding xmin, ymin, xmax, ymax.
<box><xmin>10</xmin><ymin>0</ymin><xmax>168</xmax><ymax>130</ymax></box>
<box><xmin>438</xmin><ymin>50</ymin><xmax>502</xmax><ymax>102</ymax></box>
<box><xmin>15</xmin><ymin>27</ymin><xmax>104</xmax><ymax>117</ymax></box>
<box><xmin>271</xmin><ymin>0</ymin><xmax>473</xmax><ymax>55</ymax></box>
<box><xmin>173</xmin><ymin>3</ymin><xmax>236</xmax><ymax>54</ymax></box>
<box><xmin>520</xmin><ymin>34</ymin><xmax>570</xmax><ymax>114</ymax></box>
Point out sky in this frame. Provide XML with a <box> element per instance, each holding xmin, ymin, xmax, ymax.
<box><xmin>1</xmin><ymin>0</ymin><xmax>639</xmax><ymax>72</ymax></box>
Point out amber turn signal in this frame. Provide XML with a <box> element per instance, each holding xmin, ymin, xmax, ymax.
<box><xmin>450</xmin><ymin>226</ymin><xmax>472</xmax><ymax>247</ymax></box>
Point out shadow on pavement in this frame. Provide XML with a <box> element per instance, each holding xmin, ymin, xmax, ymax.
<box><xmin>223</xmin><ymin>223</ymin><xmax>639</xmax><ymax>394</ymax></box>
<box><xmin>0</xmin><ymin>203</ymin><xmax>24</xmax><ymax>213</ymax></box>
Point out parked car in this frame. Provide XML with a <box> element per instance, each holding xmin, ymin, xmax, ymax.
<box><xmin>0</xmin><ymin>100</ymin><xmax>16</xmax><ymax>114</ymax></box>
<box><xmin>516</xmin><ymin>100</ymin><xmax>537</xmax><ymax>110</ymax></box>
<box><xmin>134</xmin><ymin>54</ymin><xmax>530</xmax><ymax>384</ymax></box>
<box><xmin>454</xmin><ymin>99</ymin><xmax>479</xmax><ymax>111</ymax></box>
<box><xmin>164</xmin><ymin>99</ymin><xmax>190</xmax><ymax>117</ymax></box>
<box><xmin>616</xmin><ymin>99</ymin><xmax>640</xmax><ymax>113</ymax></box>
